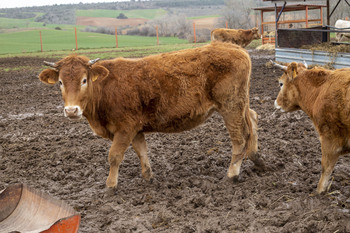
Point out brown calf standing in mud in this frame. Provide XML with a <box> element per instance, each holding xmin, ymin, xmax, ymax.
<box><xmin>273</xmin><ymin>61</ymin><xmax>350</xmax><ymax>194</ymax></box>
<box><xmin>39</xmin><ymin>42</ymin><xmax>262</xmax><ymax>190</ymax></box>
<box><xmin>211</xmin><ymin>28</ymin><xmax>261</xmax><ymax>48</ymax></box>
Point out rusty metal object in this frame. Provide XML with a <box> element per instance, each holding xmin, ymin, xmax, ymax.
<box><xmin>0</xmin><ymin>184</ymin><xmax>80</xmax><ymax>233</ymax></box>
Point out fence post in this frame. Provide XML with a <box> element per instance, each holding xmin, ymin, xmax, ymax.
<box><xmin>115</xmin><ymin>27</ymin><xmax>118</xmax><ymax>48</ymax></box>
<box><xmin>39</xmin><ymin>31</ymin><xmax>43</xmax><ymax>52</ymax></box>
<box><xmin>226</xmin><ymin>21</ymin><xmax>228</xmax><ymax>29</ymax></box>
<box><xmin>156</xmin><ymin>25</ymin><xmax>159</xmax><ymax>45</ymax></box>
<box><xmin>193</xmin><ymin>22</ymin><xmax>196</xmax><ymax>43</ymax></box>
<box><xmin>75</xmin><ymin>27</ymin><xmax>78</xmax><ymax>50</ymax></box>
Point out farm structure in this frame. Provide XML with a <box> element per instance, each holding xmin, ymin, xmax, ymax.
<box><xmin>254</xmin><ymin>3</ymin><xmax>326</xmax><ymax>45</ymax></box>
<box><xmin>257</xmin><ymin>0</ymin><xmax>350</xmax><ymax>68</ymax></box>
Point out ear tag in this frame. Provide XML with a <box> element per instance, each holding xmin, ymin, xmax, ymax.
<box><xmin>292</xmin><ymin>70</ymin><xmax>297</xmax><ymax>78</ymax></box>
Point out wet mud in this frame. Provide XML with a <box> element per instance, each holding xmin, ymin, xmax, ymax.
<box><xmin>0</xmin><ymin>50</ymin><xmax>349</xmax><ymax>232</ymax></box>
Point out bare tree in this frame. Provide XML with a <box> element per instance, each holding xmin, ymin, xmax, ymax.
<box><xmin>221</xmin><ymin>0</ymin><xmax>255</xmax><ymax>29</ymax></box>
<box><xmin>149</xmin><ymin>14</ymin><xmax>192</xmax><ymax>38</ymax></box>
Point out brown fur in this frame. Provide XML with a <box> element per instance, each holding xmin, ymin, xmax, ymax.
<box><xmin>211</xmin><ymin>28</ymin><xmax>261</xmax><ymax>48</ymax></box>
<box><xmin>275</xmin><ymin>62</ymin><xmax>350</xmax><ymax>194</ymax></box>
<box><xmin>39</xmin><ymin>41</ymin><xmax>260</xmax><ymax>189</ymax></box>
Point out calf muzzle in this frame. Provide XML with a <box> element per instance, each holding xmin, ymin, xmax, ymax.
<box><xmin>64</xmin><ymin>106</ymin><xmax>82</xmax><ymax>119</ymax></box>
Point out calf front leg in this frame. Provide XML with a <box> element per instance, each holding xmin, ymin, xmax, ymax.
<box><xmin>106</xmin><ymin>132</ymin><xmax>133</xmax><ymax>188</ymax></box>
<box><xmin>132</xmin><ymin>133</ymin><xmax>153</xmax><ymax>181</ymax></box>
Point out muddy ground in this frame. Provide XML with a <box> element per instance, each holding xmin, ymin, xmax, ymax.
<box><xmin>0</xmin><ymin>50</ymin><xmax>349</xmax><ymax>233</ymax></box>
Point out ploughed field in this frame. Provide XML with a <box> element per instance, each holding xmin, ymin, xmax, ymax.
<box><xmin>0</xmin><ymin>50</ymin><xmax>349</xmax><ymax>232</ymax></box>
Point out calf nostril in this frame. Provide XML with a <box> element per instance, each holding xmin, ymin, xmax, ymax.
<box><xmin>65</xmin><ymin>107</ymin><xmax>78</xmax><ymax>115</ymax></box>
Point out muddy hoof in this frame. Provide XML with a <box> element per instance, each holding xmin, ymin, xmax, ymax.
<box><xmin>253</xmin><ymin>158</ymin><xmax>266</xmax><ymax>171</ymax></box>
<box><xmin>105</xmin><ymin>186</ymin><xmax>117</xmax><ymax>196</ymax></box>
<box><xmin>250</xmin><ymin>153</ymin><xmax>266</xmax><ymax>169</ymax></box>
<box><xmin>143</xmin><ymin>168</ymin><xmax>153</xmax><ymax>182</ymax></box>
<box><xmin>144</xmin><ymin>176</ymin><xmax>154</xmax><ymax>184</ymax></box>
<box><xmin>225</xmin><ymin>175</ymin><xmax>240</xmax><ymax>183</ymax></box>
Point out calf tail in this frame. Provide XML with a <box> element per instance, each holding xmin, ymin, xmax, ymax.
<box><xmin>244</xmin><ymin>107</ymin><xmax>258</xmax><ymax>160</ymax></box>
<box><xmin>244</xmin><ymin>107</ymin><xmax>265</xmax><ymax>168</ymax></box>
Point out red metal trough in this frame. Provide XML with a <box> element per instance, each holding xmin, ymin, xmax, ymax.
<box><xmin>0</xmin><ymin>184</ymin><xmax>80</xmax><ymax>233</ymax></box>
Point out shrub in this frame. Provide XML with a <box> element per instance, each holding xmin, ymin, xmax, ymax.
<box><xmin>117</xmin><ymin>13</ymin><xmax>128</xmax><ymax>19</ymax></box>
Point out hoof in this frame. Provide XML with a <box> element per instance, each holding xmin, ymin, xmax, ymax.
<box><xmin>249</xmin><ymin>153</ymin><xmax>266</xmax><ymax>169</ymax></box>
<box><xmin>225</xmin><ymin>175</ymin><xmax>240</xmax><ymax>183</ymax></box>
<box><xmin>106</xmin><ymin>177</ymin><xmax>117</xmax><ymax>188</ymax></box>
<box><xmin>105</xmin><ymin>186</ymin><xmax>117</xmax><ymax>196</ymax></box>
<box><xmin>143</xmin><ymin>167</ymin><xmax>153</xmax><ymax>182</ymax></box>
<box><xmin>315</xmin><ymin>187</ymin><xmax>326</xmax><ymax>195</ymax></box>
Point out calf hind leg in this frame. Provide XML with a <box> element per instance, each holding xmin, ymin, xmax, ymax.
<box><xmin>220</xmin><ymin>111</ymin><xmax>249</xmax><ymax>179</ymax></box>
<box><xmin>317</xmin><ymin>138</ymin><xmax>340</xmax><ymax>194</ymax></box>
<box><xmin>132</xmin><ymin>133</ymin><xmax>153</xmax><ymax>181</ymax></box>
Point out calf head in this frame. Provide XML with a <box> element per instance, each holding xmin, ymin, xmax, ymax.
<box><xmin>273</xmin><ymin>61</ymin><xmax>307</xmax><ymax>112</ymax></box>
<box><xmin>251</xmin><ymin>27</ymin><xmax>261</xmax><ymax>40</ymax></box>
<box><xmin>39</xmin><ymin>55</ymin><xmax>109</xmax><ymax>119</ymax></box>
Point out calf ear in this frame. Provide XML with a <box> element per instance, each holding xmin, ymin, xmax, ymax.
<box><xmin>90</xmin><ymin>65</ymin><xmax>109</xmax><ymax>82</ymax></box>
<box><xmin>287</xmin><ymin>62</ymin><xmax>298</xmax><ymax>79</ymax></box>
<box><xmin>39</xmin><ymin>69</ymin><xmax>59</xmax><ymax>85</ymax></box>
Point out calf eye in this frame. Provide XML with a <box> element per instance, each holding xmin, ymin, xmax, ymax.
<box><xmin>59</xmin><ymin>80</ymin><xmax>63</xmax><ymax>86</ymax></box>
<box><xmin>81</xmin><ymin>78</ymin><xmax>87</xmax><ymax>86</ymax></box>
<box><xmin>279</xmin><ymin>82</ymin><xmax>283</xmax><ymax>88</ymax></box>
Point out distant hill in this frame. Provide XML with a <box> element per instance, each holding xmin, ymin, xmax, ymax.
<box><xmin>0</xmin><ymin>0</ymin><xmax>225</xmax><ymax>25</ymax></box>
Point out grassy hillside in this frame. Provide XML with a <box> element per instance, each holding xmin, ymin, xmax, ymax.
<box><xmin>0</xmin><ymin>6</ymin><xmax>222</xmax><ymax>55</ymax></box>
<box><xmin>0</xmin><ymin>29</ymin><xmax>188</xmax><ymax>54</ymax></box>
<box><xmin>0</xmin><ymin>16</ymin><xmax>43</xmax><ymax>29</ymax></box>
<box><xmin>76</xmin><ymin>9</ymin><xmax>167</xmax><ymax>19</ymax></box>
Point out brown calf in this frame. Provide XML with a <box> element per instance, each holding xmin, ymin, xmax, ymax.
<box><xmin>210</xmin><ymin>27</ymin><xmax>261</xmax><ymax>48</ymax></box>
<box><xmin>273</xmin><ymin>61</ymin><xmax>350</xmax><ymax>194</ymax></box>
<box><xmin>39</xmin><ymin>42</ymin><xmax>261</xmax><ymax>190</ymax></box>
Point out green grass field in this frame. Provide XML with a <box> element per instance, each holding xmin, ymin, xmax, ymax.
<box><xmin>0</xmin><ymin>29</ymin><xmax>189</xmax><ymax>54</ymax></box>
<box><xmin>76</xmin><ymin>9</ymin><xmax>167</xmax><ymax>19</ymax></box>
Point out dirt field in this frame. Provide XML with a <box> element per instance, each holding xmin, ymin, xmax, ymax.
<box><xmin>0</xmin><ymin>49</ymin><xmax>349</xmax><ymax>232</ymax></box>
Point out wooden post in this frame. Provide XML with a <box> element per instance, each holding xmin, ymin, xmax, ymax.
<box><xmin>305</xmin><ymin>6</ymin><xmax>309</xmax><ymax>28</ymax></box>
<box><xmin>156</xmin><ymin>25</ymin><xmax>159</xmax><ymax>45</ymax></box>
<box><xmin>115</xmin><ymin>27</ymin><xmax>118</xmax><ymax>48</ymax></box>
<box><xmin>75</xmin><ymin>27</ymin><xmax>78</xmax><ymax>50</ymax></box>
<box><xmin>274</xmin><ymin>3</ymin><xmax>277</xmax><ymax>47</ymax></box>
<box><xmin>327</xmin><ymin>0</ymin><xmax>330</xmax><ymax>42</ymax></box>
<box><xmin>261</xmin><ymin>10</ymin><xmax>264</xmax><ymax>45</ymax></box>
<box><xmin>225</xmin><ymin>21</ymin><xmax>228</xmax><ymax>29</ymax></box>
<box><xmin>320</xmin><ymin>7</ymin><xmax>323</xmax><ymax>25</ymax></box>
<box><xmin>39</xmin><ymin>31</ymin><xmax>43</xmax><ymax>52</ymax></box>
<box><xmin>193</xmin><ymin>22</ymin><xmax>196</xmax><ymax>43</ymax></box>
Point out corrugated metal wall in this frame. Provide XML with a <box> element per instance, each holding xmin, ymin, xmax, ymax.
<box><xmin>275</xmin><ymin>48</ymin><xmax>350</xmax><ymax>68</ymax></box>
